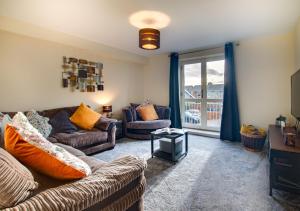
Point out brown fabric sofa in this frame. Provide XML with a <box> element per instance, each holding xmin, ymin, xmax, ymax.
<box><xmin>2</xmin><ymin>106</ymin><xmax>117</xmax><ymax>155</ymax></box>
<box><xmin>0</xmin><ymin>141</ymin><xmax>146</xmax><ymax>211</ymax></box>
<box><xmin>0</xmin><ymin>106</ymin><xmax>147</xmax><ymax>210</ymax></box>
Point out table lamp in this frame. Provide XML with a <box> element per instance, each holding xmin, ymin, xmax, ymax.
<box><xmin>103</xmin><ymin>105</ymin><xmax>112</xmax><ymax>118</ymax></box>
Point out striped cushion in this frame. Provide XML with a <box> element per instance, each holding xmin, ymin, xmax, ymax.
<box><xmin>0</xmin><ymin>148</ymin><xmax>38</xmax><ymax>209</ymax></box>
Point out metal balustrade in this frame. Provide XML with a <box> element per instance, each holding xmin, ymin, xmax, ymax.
<box><xmin>183</xmin><ymin>100</ymin><xmax>223</xmax><ymax>129</ymax></box>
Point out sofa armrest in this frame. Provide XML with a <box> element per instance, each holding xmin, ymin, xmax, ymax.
<box><xmin>94</xmin><ymin>117</ymin><xmax>117</xmax><ymax>148</ymax></box>
<box><xmin>94</xmin><ymin>117</ymin><xmax>117</xmax><ymax>131</ymax></box>
<box><xmin>122</xmin><ymin>107</ymin><xmax>133</xmax><ymax>122</ymax></box>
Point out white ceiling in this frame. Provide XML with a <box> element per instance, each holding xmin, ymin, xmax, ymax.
<box><xmin>0</xmin><ymin>0</ymin><xmax>299</xmax><ymax>57</ymax></box>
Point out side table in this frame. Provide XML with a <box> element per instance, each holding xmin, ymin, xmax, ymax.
<box><xmin>150</xmin><ymin>130</ymin><xmax>188</xmax><ymax>162</ymax></box>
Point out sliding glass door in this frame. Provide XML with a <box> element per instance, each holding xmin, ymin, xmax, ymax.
<box><xmin>180</xmin><ymin>56</ymin><xmax>224</xmax><ymax>131</ymax></box>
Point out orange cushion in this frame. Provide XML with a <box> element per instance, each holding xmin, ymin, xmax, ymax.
<box><xmin>4</xmin><ymin>112</ymin><xmax>91</xmax><ymax>180</ymax></box>
<box><xmin>70</xmin><ymin>103</ymin><xmax>101</xmax><ymax>130</ymax></box>
<box><xmin>137</xmin><ymin>104</ymin><xmax>159</xmax><ymax>121</ymax></box>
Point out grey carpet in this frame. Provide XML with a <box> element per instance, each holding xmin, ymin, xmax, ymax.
<box><xmin>93</xmin><ymin>135</ymin><xmax>300</xmax><ymax>211</ymax></box>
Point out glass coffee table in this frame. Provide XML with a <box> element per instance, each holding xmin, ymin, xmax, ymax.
<box><xmin>150</xmin><ymin>129</ymin><xmax>188</xmax><ymax>162</ymax></box>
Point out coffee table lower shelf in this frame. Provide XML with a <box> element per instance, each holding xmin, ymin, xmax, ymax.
<box><xmin>152</xmin><ymin>149</ymin><xmax>187</xmax><ymax>162</ymax></box>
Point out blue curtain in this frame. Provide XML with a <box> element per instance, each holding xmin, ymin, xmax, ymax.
<box><xmin>169</xmin><ymin>52</ymin><xmax>182</xmax><ymax>128</ymax></box>
<box><xmin>220</xmin><ymin>43</ymin><xmax>241</xmax><ymax>141</ymax></box>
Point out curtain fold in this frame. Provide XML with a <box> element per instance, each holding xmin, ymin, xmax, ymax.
<box><xmin>220</xmin><ymin>43</ymin><xmax>241</xmax><ymax>141</ymax></box>
<box><xmin>169</xmin><ymin>53</ymin><xmax>182</xmax><ymax>128</ymax></box>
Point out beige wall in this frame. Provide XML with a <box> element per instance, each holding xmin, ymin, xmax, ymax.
<box><xmin>0</xmin><ymin>30</ymin><xmax>144</xmax><ymax>117</ymax></box>
<box><xmin>296</xmin><ymin>18</ymin><xmax>300</xmax><ymax>70</ymax></box>
<box><xmin>236</xmin><ymin>32</ymin><xmax>295</xmax><ymax>128</ymax></box>
<box><xmin>143</xmin><ymin>54</ymin><xmax>170</xmax><ymax>105</ymax></box>
<box><xmin>143</xmin><ymin>32</ymin><xmax>295</xmax><ymax>128</ymax></box>
<box><xmin>0</xmin><ymin>24</ymin><xmax>296</xmax><ymax>128</ymax></box>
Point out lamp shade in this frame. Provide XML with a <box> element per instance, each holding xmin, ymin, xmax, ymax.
<box><xmin>102</xmin><ymin>105</ymin><xmax>112</xmax><ymax>113</ymax></box>
<box><xmin>139</xmin><ymin>28</ymin><xmax>160</xmax><ymax>50</ymax></box>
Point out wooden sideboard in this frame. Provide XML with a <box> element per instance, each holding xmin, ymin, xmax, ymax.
<box><xmin>268</xmin><ymin>125</ymin><xmax>300</xmax><ymax>196</ymax></box>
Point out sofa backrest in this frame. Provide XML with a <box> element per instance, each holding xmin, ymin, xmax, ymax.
<box><xmin>128</xmin><ymin>103</ymin><xmax>170</xmax><ymax>121</ymax></box>
<box><xmin>1</xmin><ymin>106</ymin><xmax>79</xmax><ymax>119</ymax></box>
<box><xmin>0</xmin><ymin>106</ymin><xmax>80</xmax><ymax>146</ymax></box>
<box><xmin>38</xmin><ymin>106</ymin><xmax>79</xmax><ymax>119</ymax></box>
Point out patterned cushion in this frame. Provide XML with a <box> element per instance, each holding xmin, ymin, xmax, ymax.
<box><xmin>0</xmin><ymin>112</ymin><xmax>12</xmax><ymax>136</ymax></box>
<box><xmin>0</xmin><ymin>148</ymin><xmax>38</xmax><ymax>209</ymax></box>
<box><xmin>5</xmin><ymin>112</ymin><xmax>91</xmax><ymax>180</ymax></box>
<box><xmin>55</xmin><ymin>143</ymin><xmax>86</xmax><ymax>157</ymax></box>
<box><xmin>26</xmin><ymin>110</ymin><xmax>52</xmax><ymax>138</ymax></box>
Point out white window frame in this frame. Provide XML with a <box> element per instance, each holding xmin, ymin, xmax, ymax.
<box><xmin>179</xmin><ymin>49</ymin><xmax>224</xmax><ymax>131</ymax></box>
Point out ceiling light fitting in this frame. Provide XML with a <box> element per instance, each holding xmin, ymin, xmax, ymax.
<box><xmin>139</xmin><ymin>28</ymin><xmax>160</xmax><ymax>50</ymax></box>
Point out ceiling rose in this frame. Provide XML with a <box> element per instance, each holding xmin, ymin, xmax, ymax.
<box><xmin>129</xmin><ymin>10</ymin><xmax>170</xmax><ymax>29</ymax></box>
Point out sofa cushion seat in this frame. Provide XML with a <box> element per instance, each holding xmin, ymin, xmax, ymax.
<box><xmin>51</xmin><ymin>130</ymin><xmax>108</xmax><ymax>149</ymax></box>
<box><xmin>79</xmin><ymin>156</ymin><xmax>107</xmax><ymax>173</ymax></box>
<box><xmin>127</xmin><ymin>119</ymin><xmax>171</xmax><ymax>130</ymax></box>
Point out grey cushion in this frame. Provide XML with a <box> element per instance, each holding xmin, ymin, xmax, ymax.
<box><xmin>51</xmin><ymin>130</ymin><xmax>108</xmax><ymax>148</ymax></box>
<box><xmin>127</xmin><ymin>120</ymin><xmax>171</xmax><ymax>130</ymax></box>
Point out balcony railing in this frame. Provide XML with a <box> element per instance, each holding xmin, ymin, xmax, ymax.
<box><xmin>183</xmin><ymin>100</ymin><xmax>223</xmax><ymax>129</ymax></box>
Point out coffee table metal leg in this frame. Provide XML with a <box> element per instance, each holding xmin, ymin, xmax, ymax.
<box><xmin>171</xmin><ymin>138</ymin><xmax>175</xmax><ymax>162</ymax></box>
<box><xmin>185</xmin><ymin>132</ymin><xmax>188</xmax><ymax>154</ymax></box>
<box><xmin>151</xmin><ymin>134</ymin><xmax>154</xmax><ymax>158</ymax></box>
